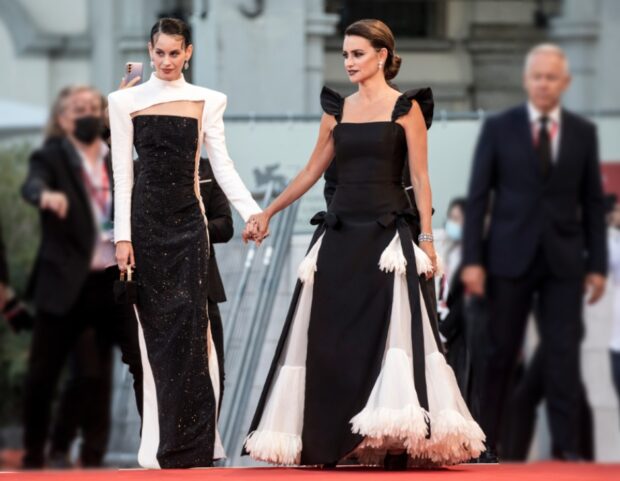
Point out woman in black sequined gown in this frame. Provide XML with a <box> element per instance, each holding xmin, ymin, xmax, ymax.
<box><xmin>108</xmin><ymin>19</ymin><xmax>261</xmax><ymax>469</ymax></box>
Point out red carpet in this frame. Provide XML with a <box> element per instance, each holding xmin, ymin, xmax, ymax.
<box><xmin>0</xmin><ymin>463</ymin><xmax>619</xmax><ymax>481</ymax></box>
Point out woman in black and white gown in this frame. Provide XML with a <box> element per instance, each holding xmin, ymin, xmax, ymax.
<box><xmin>244</xmin><ymin>19</ymin><xmax>485</xmax><ymax>468</ymax></box>
<box><xmin>109</xmin><ymin>18</ymin><xmax>262</xmax><ymax>469</ymax></box>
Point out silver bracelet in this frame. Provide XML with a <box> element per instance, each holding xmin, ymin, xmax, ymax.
<box><xmin>418</xmin><ymin>232</ymin><xmax>434</xmax><ymax>243</ymax></box>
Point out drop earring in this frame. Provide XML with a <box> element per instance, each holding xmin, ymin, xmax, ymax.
<box><xmin>378</xmin><ymin>62</ymin><xmax>383</xmax><ymax>70</ymax></box>
<box><xmin>150</xmin><ymin>60</ymin><xmax>154</xmax><ymax>68</ymax></box>
<box><xmin>184</xmin><ymin>60</ymin><xmax>189</xmax><ymax>71</ymax></box>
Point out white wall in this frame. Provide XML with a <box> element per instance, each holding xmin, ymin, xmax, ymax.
<box><xmin>222</xmin><ymin>115</ymin><xmax>620</xmax><ymax>232</ymax></box>
<box><xmin>20</xmin><ymin>0</ymin><xmax>87</xmax><ymax>34</ymax></box>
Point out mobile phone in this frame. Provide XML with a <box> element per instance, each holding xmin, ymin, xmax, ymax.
<box><xmin>124</xmin><ymin>62</ymin><xmax>143</xmax><ymax>86</ymax></box>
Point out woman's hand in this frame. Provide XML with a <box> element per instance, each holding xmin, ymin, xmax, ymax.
<box><xmin>116</xmin><ymin>241</ymin><xmax>135</xmax><ymax>272</ymax></box>
<box><xmin>419</xmin><ymin>241</ymin><xmax>438</xmax><ymax>279</ymax></box>
<box><xmin>243</xmin><ymin>212</ymin><xmax>270</xmax><ymax>246</ymax></box>
<box><xmin>119</xmin><ymin>76</ymin><xmax>141</xmax><ymax>90</ymax></box>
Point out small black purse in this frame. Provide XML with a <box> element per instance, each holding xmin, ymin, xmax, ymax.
<box><xmin>113</xmin><ymin>266</ymin><xmax>138</xmax><ymax>305</ymax></box>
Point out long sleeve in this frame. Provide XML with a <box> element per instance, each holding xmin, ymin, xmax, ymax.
<box><xmin>582</xmin><ymin>125</ymin><xmax>607</xmax><ymax>275</ymax></box>
<box><xmin>108</xmin><ymin>92</ymin><xmax>134</xmax><ymax>243</ymax></box>
<box><xmin>203</xmin><ymin>94</ymin><xmax>262</xmax><ymax>222</ymax></box>
<box><xmin>22</xmin><ymin>148</ymin><xmax>54</xmax><ymax>207</ymax></box>
<box><xmin>463</xmin><ymin>119</ymin><xmax>496</xmax><ymax>267</ymax></box>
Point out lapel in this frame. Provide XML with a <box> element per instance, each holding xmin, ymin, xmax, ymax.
<box><xmin>555</xmin><ymin>109</ymin><xmax>571</xmax><ymax>169</ymax></box>
<box><xmin>514</xmin><ymin>104</ymin><xmax>540</xmax><ymax>176</ymax></box>
<box><xmin>60</xmin><ymin>137</ymin><xmax>93</xmax><ymax>222</ymax></box>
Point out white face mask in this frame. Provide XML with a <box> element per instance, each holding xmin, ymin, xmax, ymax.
<box><xmin>445</xmin><ymin>219</ymin><xmax>462</xmax><ymax>242</ymax></box>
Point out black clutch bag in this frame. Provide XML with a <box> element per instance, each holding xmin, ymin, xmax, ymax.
<box><xmin>113</xmin><ymin>266</ymin><xmax>137</xmax><ymax>305</ymax></box>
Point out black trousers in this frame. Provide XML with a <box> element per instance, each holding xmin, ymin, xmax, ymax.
<box><xmin>22</xmin><ymin>267</ymin><xmax>142</xmax><ymax>468</ymax></box>
<box><xmin>501</xmin><ymin>347</ymin><xmax>594</xmax><ymax>460</ymax></box>
<box><xmin>49</xmin><ymin>327</ymin><xmax>114</xmax><ymax>466</ymax></box>
<box><xmin>612</xmin><ymin>350</ymin><xmax>620</xmax><ymax>429</ymax></box>
<box><xmin>481</xmin><ymin>249</ymin><xmax>584</xmax><ymax>454</ymax></box>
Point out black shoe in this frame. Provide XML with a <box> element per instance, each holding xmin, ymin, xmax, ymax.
<box><xmin>321</xmin><ymin>461</ymin><xmax>338</xmax><ymax>469</ymax></box>
<box><xmin>475</xmin><ymin>448</ymin><xmax>499</xmax><ymax>464</ymax></box>
<box><xmin>553</xmin><ymin>451</ymin><xmax>584</xmax><ymax>462</ymax></box>
<box><xmin>21</xmin><ymin>453</ymin><xmax>44</xmax><ymax>470</ymax></box>
<box><xmin>48</xmin><ymin>451</ymin><xmax>72</xmax><ymax>469</ymax></box>
<box><xmin>383</xmin><ymin>453</ymin><xmax>408</xmax><ymax>471</ymax></box>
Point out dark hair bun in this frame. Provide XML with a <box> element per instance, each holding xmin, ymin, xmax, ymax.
<box><xmin>385</xmin><ymin>53</ymin><xmax>401</xmax><ymax>81</ymax></box>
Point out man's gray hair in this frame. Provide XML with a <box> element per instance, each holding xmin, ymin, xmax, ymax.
<box><xmin>524</xmin><ymin>43</ymin><xmax>570</xmax><ymax>74</ymax></box>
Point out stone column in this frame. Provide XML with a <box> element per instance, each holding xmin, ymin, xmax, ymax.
<box><xmin>552</xmin><ymin>0</ymin><xmax>620</xmax><ymax>112</ymax></box>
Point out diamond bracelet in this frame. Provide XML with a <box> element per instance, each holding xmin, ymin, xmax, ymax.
<box><xmin>418</xmin><ymin>233</ymin><xmax>434</xmax><ymax>243</ymax></box>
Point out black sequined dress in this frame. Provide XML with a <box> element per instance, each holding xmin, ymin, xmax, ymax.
<box><xmin>108</xmin><ymin>74</ymin><xmax>261</xmax><ymax>469</ymax></box>
<box><xmin>132</xmin><ymin>115</ymin><xmax>218</xmax><ymax>467</ymax></box>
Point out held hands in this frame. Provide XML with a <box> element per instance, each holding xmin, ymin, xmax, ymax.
<box><xmin>116</xmin><ymin>241</ymin><xmax>135</xmax><ymax>273</ymax></box>
<box><xmin>243</xmin><ymin>212</ymin><xmax>270</xmax><ymax>246</ymax></box>
<box><xmin>40</xmin><ymin>191</ymin><xmax>69</xmax><ymax>219</ymax></box>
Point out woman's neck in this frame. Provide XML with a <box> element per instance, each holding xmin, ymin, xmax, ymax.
<box><xmin>357</xmin><ymin>74</ymin><xmax>393</xmax><ymax>102</ymax></box>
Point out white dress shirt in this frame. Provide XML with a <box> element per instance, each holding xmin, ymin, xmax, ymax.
<box><xmin>75</xmin><ymin>140</ymin><xmax>117</xmax><ymax>270</ymax></box>
<box><xmin>108</xmin><ymin>73</ymin><xmax>262</xmax><ymax>243</ymax></box>
<box><xmin>527</xmin><ymin>102</ymin><xmax>561</xmax><ymax>162</ymax></box>
<box><xmin>609</xmin><ymin>228</ymin><xmax>620</xmax><ymax>352</ymax></box>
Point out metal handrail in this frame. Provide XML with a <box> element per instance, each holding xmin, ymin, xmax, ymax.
<box><xmin>218</xmin><ymin>183</ymin><xmax>301</xmax><ymax>464</ymax></box>
<box><xmin>221</xmin><ymin>202</ymin><xmax>299</xmax><ymax>463</ymax></box>
<box><xmin>223</xmin><ymin>181</ymin><xmax>275</xmax><ymax>355</ymax></box>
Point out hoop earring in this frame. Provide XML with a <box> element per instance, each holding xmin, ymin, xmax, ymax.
<box><xmin>184</xmin><ymin>60</ymin><xmax>189</xmax><ymax>71</ymax></box>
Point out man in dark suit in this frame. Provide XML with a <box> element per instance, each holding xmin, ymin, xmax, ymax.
<box><xmin>21</xmin><ymin>87</ymin><xmax>142</xmax><ymax>468</ymax></box>
<box><xmin>462</xmin><ymin>44</ymin><xmax>607</xmax><ymax>460</ymax></box>
<box><xmin>199</xmin><ymin>158</ymin><xmax>234</xmax><ymax>403</ymax></box>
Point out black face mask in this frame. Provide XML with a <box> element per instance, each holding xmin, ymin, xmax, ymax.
<box><xmin>73</xmin><ymin>116</ymin><xmax>103</xmax><ymax>144</ymax></box>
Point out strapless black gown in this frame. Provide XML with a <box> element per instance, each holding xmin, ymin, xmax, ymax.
<box><xmin>132</xmin><ymin>115</ymin><xmax>221</xmax><ymax>468</ymax></box>
<box><xmin>244</xmin><ymin>87</ymin><xmax>485</xmax><ymax>467</ymax></box>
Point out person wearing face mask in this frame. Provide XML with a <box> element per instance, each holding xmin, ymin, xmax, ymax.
<box><xmin>434</xmin><ymin>199</ymin><xmax>486</xmax><ymax>435</ymax></box>
<box><xmin>20</xmin><ymin>86</ymin><xmax>142</xmax><ymax>469</ymax></box>
<box><xmin>438</xmin><ymin>199</ymin><xmax>465</xmax><ymax>319</ymax></box>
